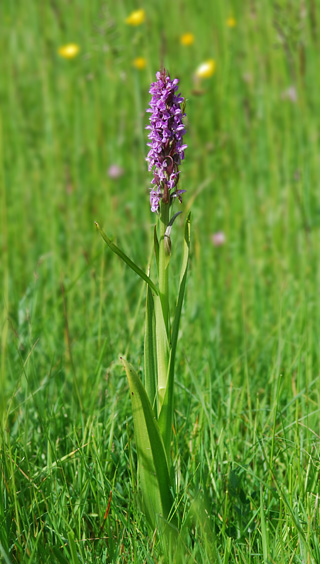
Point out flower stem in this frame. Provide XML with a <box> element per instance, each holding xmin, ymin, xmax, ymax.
<box><xmin>159</xmin><ymin>201</ymin><xmax>170</xmax><ymax>330</ymax></box>
<box><xmin>156</xmin><ymin>201</ymin><xmax>170</xmax><ymax>413</ymax></box>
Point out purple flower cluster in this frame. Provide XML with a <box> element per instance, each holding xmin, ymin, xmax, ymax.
<box><xmin>146</xmin><ymin>69</ymin><xmax>187</xmax><ymax>212</ymax></box>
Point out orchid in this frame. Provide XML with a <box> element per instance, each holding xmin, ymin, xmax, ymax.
<box><xmin>96</xmin><ymin>69</ymin><xmax>190</xmax><ymax>535</ymax></box>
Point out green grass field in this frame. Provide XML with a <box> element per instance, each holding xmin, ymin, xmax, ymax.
<box><xmin>1</xmin><ymin>1</ymin><xmax>320</xmax><ymax>562</ymax></box>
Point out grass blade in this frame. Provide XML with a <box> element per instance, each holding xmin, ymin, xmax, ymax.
<box><xmin>260</xmin><ymin>486</ymin><xmax>268</xmax><ymax>563</ymax></box>
<box><xmin>51</xmin><ymin>547</ymin><xmax>70</xmax><ymax>564</ymax></box>
<box><xmin>0</xmin><ymin>544</ymin><xmax>12</xmax><ymax>564</ymax></box>
<box><xmin>67</xmin><ymin>531</ymin><xmax>81</xmax><ymax>564</ymax></box>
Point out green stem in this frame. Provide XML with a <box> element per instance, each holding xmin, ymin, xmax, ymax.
<box><xmin>159</xmin><ymin>201</ymin><xmax>170</xmax><ymax>329</ymax></box>
<box><xmin>156</xmin><ymin>201</ymin><xmax>170</xmax><ymax>413</ymax></box>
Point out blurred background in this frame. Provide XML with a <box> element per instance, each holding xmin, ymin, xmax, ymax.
<box><xmin>1</xmin><ymin>1</ymin><xmax>320</xmax><ymax>560</ymax></box>
<box><xmin>2</xmin><ymin>1</ymin><xmax>319</xmax><ymax>396</ymax></box>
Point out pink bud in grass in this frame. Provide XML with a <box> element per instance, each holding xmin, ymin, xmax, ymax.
<box><xmin>212</xmin><ymin>231</ymin><xmax>226</xmax><ymax>247</ymax></box>
<box><xmin>107</xmin><ymin>164</ymin><xmax>124</xmax><ymax>179</ymax></box>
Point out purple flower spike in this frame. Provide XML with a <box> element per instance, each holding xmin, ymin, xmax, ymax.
<box><xmin>146</xmin><ymin>69</ymin><xmax>187</xmax><ymax>212</ymax></box>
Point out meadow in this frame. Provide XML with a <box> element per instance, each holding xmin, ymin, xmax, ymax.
<box><xmin>1</xmin><ymin>1</ymin><xmax>320</xmax><ymax>562</ymax></box>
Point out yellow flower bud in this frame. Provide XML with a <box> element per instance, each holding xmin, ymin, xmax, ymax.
<box><xmin>133</xmin><ymin>57</ymin><xmax>147</xmax><ymax>70</ymax></box>
<box><xmin>58</xmin><ymin>43</ymin><xmax>80</xmax><ymax>59</ymax></box>
<box><xmin>195</xmin><ymin>59</ymin><xmax>216</xmax><ymax>79</ymax></box>
<box><xmin>180</xmin><ymin>33</ymin><xmax>195</xmax><ymax>46</ymax></box>
<box><xmin>227</xmin><ymin>17</ymin><xmax>236</xmax><ymax>27</ymax></box>
<box><xmin>125</xmin><ymin>9</ymin><xmax>145</xmax><ymax>26</ymax></box>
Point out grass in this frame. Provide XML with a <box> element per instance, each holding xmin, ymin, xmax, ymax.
<box><xmin>1</xmin><ymin>0</ymin><xmax>320</xmax><ymax>562</ymax></box>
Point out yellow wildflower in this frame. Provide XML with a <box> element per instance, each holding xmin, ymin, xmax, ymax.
<box><xmin>180</xmin><ymin>33</ymin><xmax>195</xmax><ymax>46</ymax></box>
<box><xmin>58</xmin><ymin>43</ymin><xmax>80</xmax><ymax>59</ymax></box>
<box><xmin>227</xmin><ymin>17</ymin><xmax>236</xmax><ymax>27</ymax></box>
<box><xmin>125</xmin><ymin>9</ymin><xmax>145</xmax><ymax>26</ymax></box>
<box><xmin>133</xmin><ymin>57</ymin><xmax>146</xmax><ymax>69</ymax></box>
<box><xmin>195</xmin><ymin>59</ymin><xmax>216</xmax><ymax>79</ymax></box>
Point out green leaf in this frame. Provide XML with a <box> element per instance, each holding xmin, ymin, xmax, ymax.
<box><xmin>154</xmin><ymin>225</ymin><xmax>159</xmax><ymax>272</ymax></box>
<box><xmin>163</xmin><ymin>211</ymin><xmax>182</xmax><ymax>270</ymax></box>
<box><xmin>95</xmin><ymin>222</ymin><xmax>159</xmax><ymax>296</ymax></box>
<box><xmin>174</xmin><ymin>494</ymin><xmax>221</xmax><ymax>564</ymax></box>
<box><xmin>67</xmin><ymin>531</ymin><xmax>81</xmax><ymax>564</ymax></box>
<box><xmin>260</xmin><ymin>487</ymin><xmax>268</xmax><ymax>562</ymax></box>
<box><xmin>0</xmin><ymin>544</ymin><xmax>12</xmax><ymax>564</ymax></box>
<box><xmin>51</xmin><ymin>547</ymin><xmax>70</xmax><ymax>564</ymax></box>
<box><xmin>121</xmin><ymin>357</ymin><xmax>176</xmax><ymax>528</ymax></box>
<box><xmin>144</xmin><ymin>283</ymin><xmax>157</xmax><ymax>412</ymax></box>
<box><xmin>159</xmin><ymin>212</ymin><xmax>191</xmax><ymax>456</ymax></box>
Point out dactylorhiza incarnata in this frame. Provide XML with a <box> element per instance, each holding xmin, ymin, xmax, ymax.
<box><xmin>95</xmin><ymin>67</ymin><xmax>191</xmax><ymax>532</ymax></box>
<box><xmin>146</xmin><ymin>69</ymin><xmax>187</xmax><ymax>213</ymax></box>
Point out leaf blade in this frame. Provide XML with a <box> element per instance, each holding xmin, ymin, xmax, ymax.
<box><xmin>121</xmin><ymin>357</ymin><xmax>176</xmax><ymax>528</ymax></box>
<box><xmin>95</xmin><ymin>222</ymin><xmax>159</xmax><ymax>295</ymax></box>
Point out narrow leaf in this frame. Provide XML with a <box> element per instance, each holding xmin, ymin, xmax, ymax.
<box><xmin>159</xmin><ymin>212</ymin><xmax>191</xmax><ymax>456</ymax></box>
<box><xmin>144</xmin><ymin>283</ymin><xmax>157</xmax><ymax>412</ymax></box>
<box><xmin>121</xmin><ymin>357</ymin><xmax>175</xmax><ymax>528</ymax></box>
<box><xmin>95</xmin><ymin>222</ymin><xmax>159</xmax><ymax>295</ymax></box>
<box><xmin>164</xmin><ymin>212</ymin><xmax>182</xmax><ymax>270</ymax></box>
<box><xmin>260</xmin><ymin>487</ymin><xmax>268</xmax><ymax>562</ymax></box>
<box><xmin>0</xmin><ymin>545</ymin><xmax>12</xmax><ymax>564</ymax></box>
<box><xmin>51</xmin><ymin>547</ymin><xmax>70</xmax><ymax>564</ymax></box>
<box><xmin>165</xmin><ymin>211</ymin><xmax>182</xmax><ymax>236</ymax></box>
<box><xmin>154</xmin><ymin>225</ymin><xmax>159</xmax><ymax>272</ymax></box>
<box><xmin>67</xmin><ymin>531</ymin><xmax>81</xmax><ymax>564</ymax></box>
